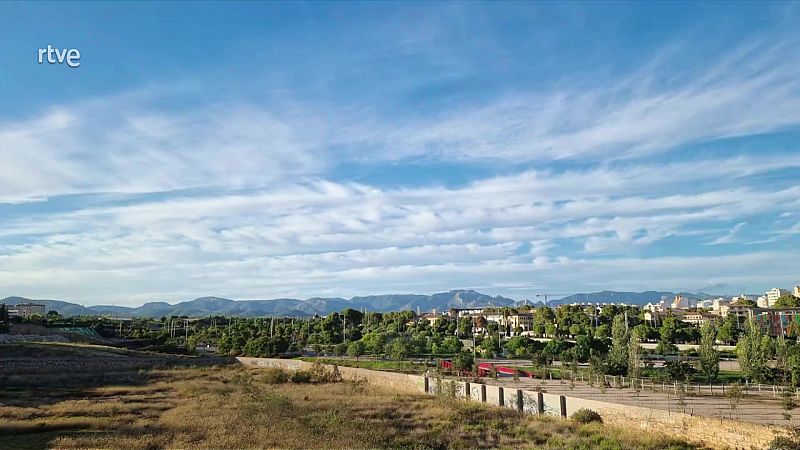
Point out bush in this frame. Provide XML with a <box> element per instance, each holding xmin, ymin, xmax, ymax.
<box><xmin>307</xmin><ymin>362</ymin><xmax>343</xmax><ymax>383</ymax></box>
<box><xmin>289</xmin><ymin>370</ymin><xmax>313</xmax><ymax>383</ymax></box>
<box><xmin>571</xmin><ymin>408</ymin><xmax>602</xmax><ymax>424</ymax></box>
<box><xmin>261</xmin><ymin>368</ymin><xmax>289</xmax><ymax>384</ymax></box>
<box><xmin>770</xmin><ymin>426</ymin><xmax>800</xmax><ymax>450</ymax></box>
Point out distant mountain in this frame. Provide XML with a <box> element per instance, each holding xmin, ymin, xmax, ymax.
<box><xmin>554</xmin><ymin>291</ymin><xmax>712</xmax><ymax>306</ymax></box>
<box><xmin>1</xmin><ymin>289</ymin><xmax>516</xmax><ymax>318</ymax></box>
<box><xmin>2</xmin><ymin>290</ymin><xmax>718</xmax><ymax>318</ymax></box>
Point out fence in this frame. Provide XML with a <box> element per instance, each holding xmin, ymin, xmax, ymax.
<box><xmin>537</xmin><ymin>367</ymin><xmax>799</xmax><ymax>399</ymax></box>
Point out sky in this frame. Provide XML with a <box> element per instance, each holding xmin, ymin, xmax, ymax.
<box><xmin>0</xmin><ymin>2</ymin><xmax>799</xmax><ymax>306</ymax></box>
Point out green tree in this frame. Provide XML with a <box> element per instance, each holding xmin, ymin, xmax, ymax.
<box><xmin>717</xmin><ymin>314</ymin><xmax>740</xmax><ymax>345</ymax></box>
<box><xmin>665</xmin><ymin>359</ymin><xmax>695</xmax><ymax>381</ymax></box>
<box><xmin>505</xmin><ymin>336</ymin><xmax>530</xmax><ymax>357</ymax></box>
<box><xmin>347</xmin><ymin>340</ymin><xmax>364</xmax><ymax>361</ymax></box>
<box><xmin>659</xmin><ymin>316</ymin><xmax>679</xmax><ymax>342</ymax></box>
<box><xmin>452</xmin><ymin>351</ymin><xmax>475</xmax><ymax>373</ymax></box>
<box><xmin>737</xmin><ymin>318</ymin><xmax>770</xmax><ymax>383</ymax></box>
<box><xmin>0</xmin><ymin>304</ymin><xmax>8</xmax><ymax>333</ymax></box>
<box><xmin>628</xmin><ymin>335</ymin><xmax>642</xmax><ymax>379</ymax></box>
<box><xmin>362</xmin><ymin>332</ymin><xmax>387</xmax><ymax>357</ymax></box>
<box><xmin>389</xmin><ymin>338</ymin><xmax>410</xmax><ymax>362</ymax></box>
<box><xmin>698</xmin><ymin>321</ymin><xmax>720</xmax><ymax>383</ymax></box>
<box><xmin>775</xmin><ymin>295</ymin><xmax>800</xmax><ymax>308</ymax></box>
<box><xmin>607</xmin><ymin>314</ymin><xmax>630</xmax><ymax>375</ymax></box>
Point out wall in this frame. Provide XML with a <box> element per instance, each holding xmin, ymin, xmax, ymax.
<box><xmin>237</xmin><ymin>357</ymin><xmax>426</xmax><ymax>394</ymax></box>
<box><xmin>562</xmin><ymin>395</ymin><xmax>779</xmax><ymax>450</ymax></box>
<box><xmin>238</xmin><ymin>358</ymin><xmax>780</xmax><ymax>449</ymax></box>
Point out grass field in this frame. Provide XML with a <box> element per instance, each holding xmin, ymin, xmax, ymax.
<box><xmin>0</xmin><ymin>362</ymin><xmax>704</xmax><ymax>450</ymax></box>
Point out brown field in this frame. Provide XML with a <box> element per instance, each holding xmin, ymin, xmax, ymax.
<box><xmin>0</xmin><ymin>364</ymin><xmax>701</xmax><ymax>449</ymax></box>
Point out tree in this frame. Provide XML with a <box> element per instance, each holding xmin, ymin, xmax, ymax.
<box><xmin>654</xmin><ymin>338</ymin><xmax>678</xmax><ymax>356</ymax></box>
<box><xmin>733</xmin><ymin>299</ymin><xmax>757</xmax><ymax>307</ymax></box>
<box><xmin>737</xmin><ymin>318</ymin><xmax>770</xmax><ymax>383</ymax></box>
<box><xmin>665</xmin><ymin>359</ymin><xmax>695</xmax><ymax>381</ymax></box>
<box><xmin>775</xmin><ymin>295</ymin><xmax>800</xmax><ymax>308</ymax></box>
<box><xmin>0</xmin><ymin>304</ymin><xmax>8</xmax><ymax>333</ymax></box>
<box><xmin>775</xmin><ymin>335</ymin><xmax>790</xmax><ymax>385</ymax></box>
<box><xmin>659</xmin><ymin>316</ymin><xmax>679</xmax><ymax>343</ymax></box>
<box><xmin>362</xmin><ymin>332</ymin><xmax>387</xmax><ymax>358</ymax></box>
<box><xmin>452</xmin><ymin>351</ymin><xmax>475</xmax><ymax>373</ymax></box>
<box><xmin>543</xmin><ymin>338</ymin><xmax>569</xmax><ymax>361</ymax></box>
<box><xmin>474</xmin><ymin>316</ymin><xmax>488</xmax><ymax>334</ymax></box>
<box><xmin>717</xmin><ymin>314</ymin><xmax>740</xmax><ymax>345</ymax></box>
<box><xmin>389</xmin><ymin>338</ymin><xmax>410</xmax><ymax>362</ymax></box>
<box><xmin>628</xmin><ymin>335</ymin><xmax>642</xmax><ymax>380</ymax></box>
<box><xmin>698</xmin><ymin>321</ymin><xmax>720</xmax><ymax>383</ymax></box>
<box><xmin>594</xmin><ymin>324</ymin><xmax>611</xmax><ymax>340</ymax></box>
<box><xmin>347</xmin><ymin>341</ymin><xmax>364</xmax><ymax>361</ymax></box>
<box><xmin>607</xmin><ymin>314</ymin><xmax>629</xmax><ymax>375</ymax></box>
<box><xmin>505</xmin><ymin>336</ymin><xmax>530</xmax><ymax>357</ymax></box>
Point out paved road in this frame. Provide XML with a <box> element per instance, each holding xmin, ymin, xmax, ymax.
<box><xmin>487</xmin><ymin>376</ymin><xmax>796</xmax><ymax>426</ymax></box>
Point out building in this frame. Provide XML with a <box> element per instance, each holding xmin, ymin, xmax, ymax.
<box><xmin>697</xmin><ymin>299</ymin><xmax>714</xmax><ymax>309</ymax></box>
<box><xmin>448</xmin><ymin>308</ymin><xmax>486</xmax><ymax>318</ymax></box>
<box><xmin>479</xmin><ymin>311</ymin><xmax>534</xmax><ymax>335</ymax></box>
<box><xmin>712</xmin><ymin>297</ymin><xmax>731</xmax><ymax>313</ymax></box>
<box><xmin>643</xmin><ymin>310</ymin><xmax>662</xmax><ymax>326</ymax></box>
<box><xmin>420</xmin><ymin>312</ymin><xmax>445</xmax><ymax>326</ymax></box>
<box><xmin>671</xmin><ymin>295</ymin><xmax>694</xmax><ymax>309</ymax></box>
<box><xmin>766</xmin><ymin>288</ymin><xmax>791</xmax><ymax>307</ymax></box>
<box><xmin>10</xmin><ymin>303</ymin><xmax>45</xmax><ymax>317</ymax></box>
<box><xmin>726</xmin><ymin>304</ymin><xmax>759</xmax><ymax>325</ymax></box>
<box><xmin>757</xmin><ymin>296</ymin><xmax>770</xmax><ymax>308</ymax></box>
<box><xmin>681</xmin><ymin>311</ymin><xmax>715</xmax><ymax>327</ymax></box>
<box><xmin>794</xmin><ymin>286</ymin><xmax>800</xmax><ymax>298</ymax></box>
<box><xmin>755</xmin><ymin>308</ymin><xmax>800</xmax><ymax>337</ymax></box>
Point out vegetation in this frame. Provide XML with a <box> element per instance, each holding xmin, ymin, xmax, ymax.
<box><xmin>0</xmin><ymin>363</ymin><xmax>699</xmax><ymax>450</ymax></box>
<box><xmin>14</xmin><ymin>297</ymin><xmax>800</xmax><ymax>387</ymax></box>
<box><xmin>776</xmin><ymin>296</ymin><xmax>800</xmax><ymax>308</ymax></box>
<box><xmin>697</xmin><ymin>322</ymin><xmax>720</xmax><ymax>382</ymax></box>
<box><xmin>737</xmin><ymin>318</ymin><xmax>771</xmax><ymax>383</ymax></box>
<box><xmin>571</xmin><ymin>408</ymin><xmax>603</xmax><ymax>424</ymax></box>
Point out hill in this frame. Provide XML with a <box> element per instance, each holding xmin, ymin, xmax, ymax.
<box><xmin>1</xmin><ymin>289</ymin><xmax>515</xmax><ymax>318</ymax></box>
<box><xmin>554</xmin><ymin>291</ymin><xmax>711</xmax><ymax>306</ymax></box>
<box><xmin>2</xmin><ymin>290</ymin><xmax>717</xmax><ymax>317</ymax></box>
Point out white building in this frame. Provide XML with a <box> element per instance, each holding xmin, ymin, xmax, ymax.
<box><xmin>671</xmin><ymin>295</ymin><xmax>694</xmax><ymax>309</ymax></box>
<box><xmin>766</xmin><ymin>288</ymin><xmax>791</xmax><ymax>307</ymax></box>
<box><xmin>697</xmin><ymin>299</ymin><xmax>714</xmax><ymax>309</ymax></box>
<box><xmin>794</xmin><ymin>286</ymin><xmax>800</xmax><ymax>298</ymax></box>
<box><xmin>713</xmin><ymin>297</ymin><xmax>732</xmax><ymax>311</ymax></box>
<box><xmin>757</xmin><ymin>296</ymin><xmax>770</xmax><ymax>308</ymax></box>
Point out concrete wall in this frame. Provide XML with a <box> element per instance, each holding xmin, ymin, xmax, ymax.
<box><xmin>238</xmin><ymin>358</ymin><xmax>779</xmax><ymax>449</ymax></box>
<box><xmin>562</xmin><ymin>394</ymin><xmax>778</xmax><ymax>449</ymax></box>
<box><xmin>237</xmin><ymin>357</ymin><xmax>426</xmax><ymax>394</ymax></box>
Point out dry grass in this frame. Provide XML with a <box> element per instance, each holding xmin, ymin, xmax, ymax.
<box><xmin>0</xmin><ymin>365</ymin><xmax>700</xmax><ymax>449</ymax></box>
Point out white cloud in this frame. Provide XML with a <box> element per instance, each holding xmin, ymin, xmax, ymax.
<box><xmin>0</xmin><ymin>151</ymin><xmax>797</xmax><ymax>304</ymax></box>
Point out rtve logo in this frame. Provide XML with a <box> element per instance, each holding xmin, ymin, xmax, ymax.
<box><xmin>38</xmin><ymin>45</ymin><xmax>81</xmax><ymax>68</ymax></box>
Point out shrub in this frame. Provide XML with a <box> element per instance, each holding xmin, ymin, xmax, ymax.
<box><xmin>261</xmin><ymin>368</ymin><xmax>289</xmax><ymax>384</ymax></box>
<box><xmin>345</xmin><ymin>376</ymin><xmax>369</xmax><ymax>394</ymax></box>
<box><xmin>571</xmin><ymin>408</ymin><xmax>602</xmax><ymax>424</ymax></box>
<box><xmin>289</xmin><ymin>370</ymin><xmax>313</xmax><ymax>383</ymax></box>
<box><xmin>307</xmin><ymin>362</ymin><xmax>343</xmax><ymax>383</ymax></box>
<box><xmin>769</xmin><ymin>426</ymin><xmax>800</xmax><ymax>450</ymax></box>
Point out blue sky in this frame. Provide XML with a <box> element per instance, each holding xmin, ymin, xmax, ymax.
<box><xmin>0</xmin><ymin>2</ymin><xmax>798</xmax><ymax>306</ymax></box>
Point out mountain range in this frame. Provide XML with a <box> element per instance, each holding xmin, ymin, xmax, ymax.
<box><xmin>1</xmin><ymin>290</ymin><xmax>516</xmax><ymax>318</ymax></box>
<box><xmin>1</xmin><ymin>290</ymin><xmax>714</xmax><ymax>318</ymax></box>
